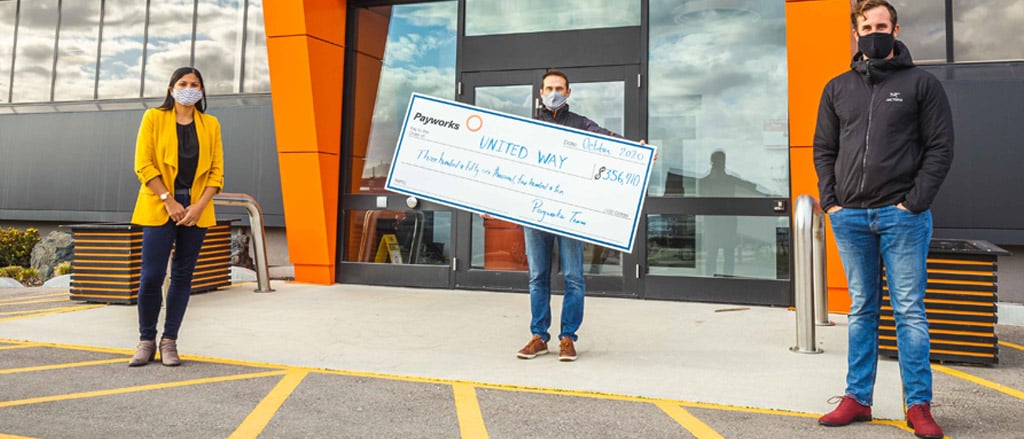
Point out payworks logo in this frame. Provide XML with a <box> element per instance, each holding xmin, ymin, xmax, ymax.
<box><xmin>413</xmin><ymin>112</ymin><xmax>460</xmax><ymax>130</ymax></box>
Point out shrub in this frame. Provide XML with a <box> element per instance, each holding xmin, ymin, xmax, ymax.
<box><xmin>0</xmin><ymin>227</ymin><xmax>41</xmax><ymax>267</ymax></box>
<box><xmin>0</xmin><ymin>265</ymin><xmax>23</xmax><ymax>279</ymax></box>
<box><xmin>17</xmin><ymin>267</ymin><xmax>42</xmax><ymax>286</ymax></box>
<box><xmin>55</xmin><ymin>261</ymin><xmax>73</xmax><ymax>276</ymax></box>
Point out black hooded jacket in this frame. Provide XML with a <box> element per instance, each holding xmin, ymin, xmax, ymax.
<box><xmin>535</xmin><ymin>104</ymin><xmax>616</xmax><ymax>137</ymax></box>
<box><xmin>813</xmin><ymin>40</ymin><xmax>954</xmax><ymax>213</ymax></box>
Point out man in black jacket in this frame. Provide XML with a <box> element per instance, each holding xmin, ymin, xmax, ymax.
<box><xmin>813</xmin><ymin>2</ymin><xmax>953</xmax><ymax>438</ymax></box>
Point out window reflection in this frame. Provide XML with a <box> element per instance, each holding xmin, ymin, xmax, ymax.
<box><xmin>98</xmin><ymin>0</ymin><xmax>146</xmax><ymax>99</ymax></box>
<box><xmin>352</xmin><ymin>1</ymin><xmax>457</xmax><ymax>194</ymax></box>
<box><xmin>244</xmin><ymin>0</ymin><xmax>269</xmax><ymax>92</ymax></box>
<box><xmin>648</xmin><ymin>214</ymin><xmax>789</xmax><ymax>280</ymax></box>
<box><xmin>143</xmin><ymin>0</ymin><xmax>194</xmax><ymax>97</ymax></box>
<box><xmin>888</xmin><ymin>0</ymin><xmax>945</xmax><ymax>63</ymax></box>
<box><xmin>54</xmin><ymin>1</ymin><xmax>101</xmax><ymax>101</ymax></box>
<box><xmin>647</xmin><ymin>0</ymin><xmax>788</xmax><ymax>198</ymax></box>
<box><xmin>11</xmin><ymin>1</ymin><xmax>58</xmax><ymax>102</ymax></box>
<box><xmin>466</xmin><ymin>0</ymin><xmax>640</xmax><ymax>36</ymax></box>
<box><xmin>195</xmin><ymin>0</ymin><xmax>242</xmax><ymax>94</ymax></box>
<box><xmin>952</xmin><ymin>0</ymin><xmax>1024</xmax><ymax>62</ymax></box>
<box><xmin>344</xmin><ymin>209</ymin><xmax>452</xmax><ymax>265</ymax></box>
<box><xmin>0</xmin><ymin>1</ymin><xmax>16</xmax><ymax>103</ymax></box>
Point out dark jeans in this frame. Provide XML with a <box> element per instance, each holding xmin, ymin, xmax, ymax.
<box><xmin>137</xmin><ymin>193</ymin><xmax>207</xmax><ymax>341</ymax></box>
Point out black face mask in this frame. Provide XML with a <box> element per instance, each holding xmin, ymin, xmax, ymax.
<box><xmin>858</xmin><ymin>32</ymin><xmax>895</xmax><ymax>59</ymax></box>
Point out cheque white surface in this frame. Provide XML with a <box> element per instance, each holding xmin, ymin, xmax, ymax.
<box><xmin>386</xmin><ymin>93</ymin><xmax>656</xmax><ymax>253</ymax></box>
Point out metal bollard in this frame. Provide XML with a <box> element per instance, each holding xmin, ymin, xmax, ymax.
<box><xmin>791</xmin><ymin>194</ymin><xmax>823</xmax><ymax>354</ymax></box>
<box><xmin>813</xmin><ymin>210</ymin><xmax>834</xmax><ymax>327</ymax></box>
<box><xmin>214</xmin><ymin>193</ymin><xmax>274</xmax><ymax>292</ymax></box>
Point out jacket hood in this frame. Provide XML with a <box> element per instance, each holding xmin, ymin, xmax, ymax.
<box><xmin>851</xmin><ymin>40</ymin><xmax>915</xmax><ymax>84</ymax></box>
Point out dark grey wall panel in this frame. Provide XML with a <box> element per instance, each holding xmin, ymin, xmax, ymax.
<box><xmin>0</xmin><ymin>95</ymin><xmax>284</xmax><ymax>227</ymax></box>
<box><xmin>923</xmin><ymin>62</ymin><xmax>1024</xmax><ymax>245</ymax></box>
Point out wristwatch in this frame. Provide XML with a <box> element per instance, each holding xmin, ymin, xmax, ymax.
<box><xmin>159</xmin><ymin>192</ymin><xmax>171</xmax><ymax>201</ymax></box>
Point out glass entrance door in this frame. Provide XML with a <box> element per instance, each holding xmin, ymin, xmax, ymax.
<box><xmin>455</xmin><ymin>66</ymin><xmax>642</xmax><ymax>297</ymax></box>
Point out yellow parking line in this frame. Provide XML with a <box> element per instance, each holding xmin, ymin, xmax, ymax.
<box><xmin>935</xmin><ymin>364</ymin><xmax>1024</xmax><ymax>400</ymax></box>
<box><xmin>0</xmin><ymin>305</ymin><xmax>105</xmax><ymax>323</ymax></box>
<box><xmin>452</xmin><ymin>383</ymin><xmax>489</xmax><ymax>439</ymax></box>
<box><xmin>0</xmin><ymin>305</ymin><xmax>99</xmax><ymax>317</ymax></box>
<box><xmin>0</xmin><ymin>370</ymin><xmax>287</xmax><ymax>408</ymax></box>
<box><xmin>999</xmin><ymin>340</ymin><xmax>1024</xmax><ymax>352</ymax></box>
<box><xmin>655</xmin><ymin>401</ymin><xmax>724</xmax><ymax>439</ymax></box>
<box><xmin>229</xmin><ymin>369</ymin><xmax>309</xmax><ymax>439</ymax></box>
<box><xmin>0</xmin><ymin>358</ymin><xmax>127</xmax><ymax>375</ymax></box>
<box><xmin>0</xmin><ymin>292</ymin><xmax>67</xmax><ymax>303</ymax></box>
<box><xmin>0</xmin><ymin>344</ymin><xmax>42</xmax><ymax>351</ymax></box>
<box><xmin>0</xmin><ymin>433</ymin><xmax>38</xmax><ymax>438</ymax></box>
<box><xmin>0</xmin><ymin>298</ymin><xmax>69</xmax><ymax>306</ymax></box>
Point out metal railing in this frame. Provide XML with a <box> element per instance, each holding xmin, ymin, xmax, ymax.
<box><xmin>214</xmin><ymin>193</ymin><xmax>273</xmax><ymax>292</ymax></box>
<box><xmin>790</xmin><ymin>194</ymin><xmax>829</xmax><ymax>354</ymax></box>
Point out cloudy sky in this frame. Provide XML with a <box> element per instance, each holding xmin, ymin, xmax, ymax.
<box><xmin>0</xmin><ymin>0</ymin><xmax>267</xmax><ymax>103</ymax></box>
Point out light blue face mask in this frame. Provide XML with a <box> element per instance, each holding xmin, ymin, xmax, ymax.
<box><xmin>541</xmin><ymin>90</ymin><xmax>567</xmax><ymax>110</ymax></box>
<box><xmin>172</xmin><ymin>88</ymin><xmax>204</xmax><ymax>106</ymax></box>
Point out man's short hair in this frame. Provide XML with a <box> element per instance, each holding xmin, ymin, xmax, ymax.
<box><xmin>851</xmin><ymin>0</ymin><xmax>898</xmax><ymax>28</ymax></box>
<box><xmin>542</xmin><ymin>69</ymin><xmax>570</xmax><ymax>88</ymax></box>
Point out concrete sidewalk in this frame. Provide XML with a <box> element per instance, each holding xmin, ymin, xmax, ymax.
<box><xmin>0</xmin><ymin>281</ymin><xmax>918</xmax><ymax>420</ymax></box>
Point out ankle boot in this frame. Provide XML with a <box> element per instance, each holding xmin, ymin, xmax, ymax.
<box><xmin>159</xmin><ymin>337</ymin><xmax>181</xmax><ymax>367</ymax></box>
<box><xmin>128</xmin><ymin>339</ymin><xmax>157</xmax><ymax>367</ymax></box>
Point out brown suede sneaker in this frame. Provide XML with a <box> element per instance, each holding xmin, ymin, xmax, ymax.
<box><xmin>516</xmin><ymin>335</ymin><xmax>548</xmax><ymax>359</ymax></box>
<box><xmin>558</xmin><ymin>337</ymin><xmax>577</xmax><ymax>362</ymax></box>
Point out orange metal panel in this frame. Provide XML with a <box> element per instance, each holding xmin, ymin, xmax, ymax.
<box><xmin>277</xmin><ymin>152</ymin><xmax>338</xmax><ymax>272</ymax></box>
<box><xmin>786</xmin><ymin>0</ymin><xmax>852</xmax><ymax>148</ymax></box>
<box><xmin>294</xmin><ymin>264</ymin><xmax>335</xmax><ymax>284</ymax></box>
<box><xmin>357</xmin><ymin>7</ymin><xmax>389</xmax><ymax>60</ymax></box>
<box><xmin>266</xmin><ymin>37</ymin><xmax>344</xmax><ymax>155</ymax></box>
<box><xmin>263</xmin><ymin>0</ymin><xmax>345</xmax><ymax>45</ymax></box>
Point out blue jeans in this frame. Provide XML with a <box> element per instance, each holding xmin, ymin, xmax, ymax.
<box><xmin>137</xmin><ymin>193</ymin><xmax>208</xmax><ymax>341</ymax></box>
<box><xmin>523</xmin><ymin>227</ymin><xmax>585</xmax><ymax>342</ymax></box>
<box><xmin>829</xmin><ymin>205</ymin><xmax>933</xmax><ymax>407</ymax></box>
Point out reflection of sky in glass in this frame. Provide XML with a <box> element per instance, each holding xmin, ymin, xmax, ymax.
<box><xmin>54</xmin><ymin>2</ymin><xmax>101</xmax><ymax>101</ymax></box>
<box><xmin>476</xmin><ymin>85</ymin><xmax>533</xmax><ymax>118</ymax></box>
<box><xmin>11</xmin><ymin>1</ymin><xmax>58</xmax><ymax>102</ymax></box>
<box><xmin>144</xmin><ymin>0</ymin><xmax>194</xmax><ymax>97</ymax></box>
<box><xmin>647</xmin><ymin>0</ymin><xmax>788</xmax><ymax>198</ymax></box>
<box><xmin>98</xmin><ymin>0</ymin><xmax>147</xmax><ymax>98</ymax></box>
<box><xmin>195</xmin><ymin>0</ymin><xmax>243</xmax><ymax>94</ymax></box>
<box><xmin>889</xmin><ymin>0</ymin><xmax>946</xmax><ymax>63</ymax></box>
<box><xmin>244</xmin><ymin>0</ymin><xmax>269</xmax><ymax>92</ymax></box>
<box><xmin>466</xmin><ymin>0</ymin><xmax>640</xmax><ymax>36</ymax></box>
<box><xmin>363</xmin><ymin>1</ymin><xmax>457</xmax><ymax>178</ymax></box>
<box><xmin>0</xmin><ymin>1</ymin><xmax>16</xmax><ymax>103</ymax></box>
<box><xmin>952</xmin><ymin>0</ymin><xmax>1024</xmax><ymax>62</ymax></box>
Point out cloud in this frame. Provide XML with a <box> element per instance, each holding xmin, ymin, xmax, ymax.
<box><xmin>465</xmin><ymin>0</ymin><xmax>639</xmax><ymax>35</ymax></box>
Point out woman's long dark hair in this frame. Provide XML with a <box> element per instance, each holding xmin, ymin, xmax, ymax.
<box><xmin>158</xmin><ymin>66</ymin><xmax>207</xmax><ymax>112</ymax></box>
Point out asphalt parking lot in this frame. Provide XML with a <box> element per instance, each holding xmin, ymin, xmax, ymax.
<box><xmin>2</xmin><ymin>286</ymin><xmax>1023</xmax><ymax>438</ymax></box>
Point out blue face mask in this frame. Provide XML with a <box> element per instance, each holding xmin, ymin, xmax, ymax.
<box><xmin>541</xmin><ymin>90</ymin><xmax>567</xmax><ymax>110</ymax></box>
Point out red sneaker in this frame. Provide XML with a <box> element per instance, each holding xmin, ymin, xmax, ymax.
<box><xmin>907</xmin><ymin>403</ymin><xmax>943</xmax><ymax>439</ymax></box>
<box><xmin>818</xmin><ymin>395</ymin><xmax>872</xmax><ymax>426</ymax></box>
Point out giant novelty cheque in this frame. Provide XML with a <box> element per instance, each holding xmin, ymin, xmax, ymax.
<box><xmin>386</xmin><ymin>93</ymin><xmax>656</xmax><ymax>253</ymax></box>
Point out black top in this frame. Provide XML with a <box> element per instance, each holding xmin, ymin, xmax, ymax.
<box><xmin>535</xmin><ymin>104</ymin><xmax>616</xmax><ymax>137</ymax></box>
<box><xmin>813</xmin><ymin>40</ymin><xmax>954</xmax><ymax>213</ymax></box>
<box><xmin>174</xmin><ymin>121</ymin><xmax>199</xmax><ymax>192</ymax></box>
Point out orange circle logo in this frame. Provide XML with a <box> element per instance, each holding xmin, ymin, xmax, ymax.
<box><xmin>466</xmin><ymin>114</ymin><xmax>483</xmax><ymax>132</ymax></box>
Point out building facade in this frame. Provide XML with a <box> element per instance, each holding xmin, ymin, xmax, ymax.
<box><xmin>2</xmin><ymin>0</ymin><xmax>1022</xmax><ymax>308</ymax></box>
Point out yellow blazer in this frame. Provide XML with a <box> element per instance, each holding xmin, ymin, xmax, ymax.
<box><xmin>131</xmin><ymin>107</ymin><xmax>224</xmax><ymax>228</ymax></box>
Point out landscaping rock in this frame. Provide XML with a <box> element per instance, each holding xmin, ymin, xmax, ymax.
<box><xmin>31</xmin><ymin>231</ymin><xmax>74</xmax><ymax>279</ymax></box>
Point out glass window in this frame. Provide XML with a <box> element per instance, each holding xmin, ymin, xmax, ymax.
<box><xmin>344</xmin><ymin>209</ymin><xmax>452</xmax><ymax>265</ymax></box>
<box><xmin>466</xmin><ymin>0</ymin><xmax>640</xmax><ymax>36</ymax></box>
<box><xmin>0</xmin><ymin>0</ymin><xmax>16</xmax><ymax>103</ymax></box>
<box><xmin>97</xmin><ymin>0</ymin><xmax>146</xmax><ymax>99</ymax></box>
<box><xmin>53</xmin><ymin>1</ymin><xmax>101</xmax><ymax>101</ymax></box>
<box><xmin>648</xmin><ymin>214</ymin><xmax>789</xmax><ymax>280</ymax></box>
<box><xmin>888</xmin><ymin>0</ymin><xmax>946</xmax><ymax>64</ymax></box>
<box><xmin>143</xmin><ymin>0</ymin><xmax>194</xmax><ymax>97</ymax></box>
<box><xmin>243</xmin><ymin>0</ymin><xmax>269</xmax><ymax>92</ymax></box>
<box><xmin>352</xmin><ymin>1</ymin><xmax>457</xmax><ymax>194</ymax></box>
<box><xmin>475</xmin><ymin>85</ymin><xmax>533</xmax><ymax>118</ymax></box>
<box><xmin>648</xmin><ymin>0</ymin><xmax>789</xmax><ymax>198</ymax></box>
<box><xmin>195</xmin><ymin>0</ymin><xmax>243</xmax><ymax>94</ymax></box>
<box><xmin>11</xmin><ymin>1</ymin><xmax>59</xmax><ymax>102</ymax></box>
<box><xmin>952</xmin><ymin>0</ymin><xmax>1024</xmax><ymax>62</ymax></box>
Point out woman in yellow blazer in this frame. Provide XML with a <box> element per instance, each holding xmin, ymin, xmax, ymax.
<box><xmin>128</xmin><ymin>67</ymin><xmax>224</xmax><ymax>367</ymax></box>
